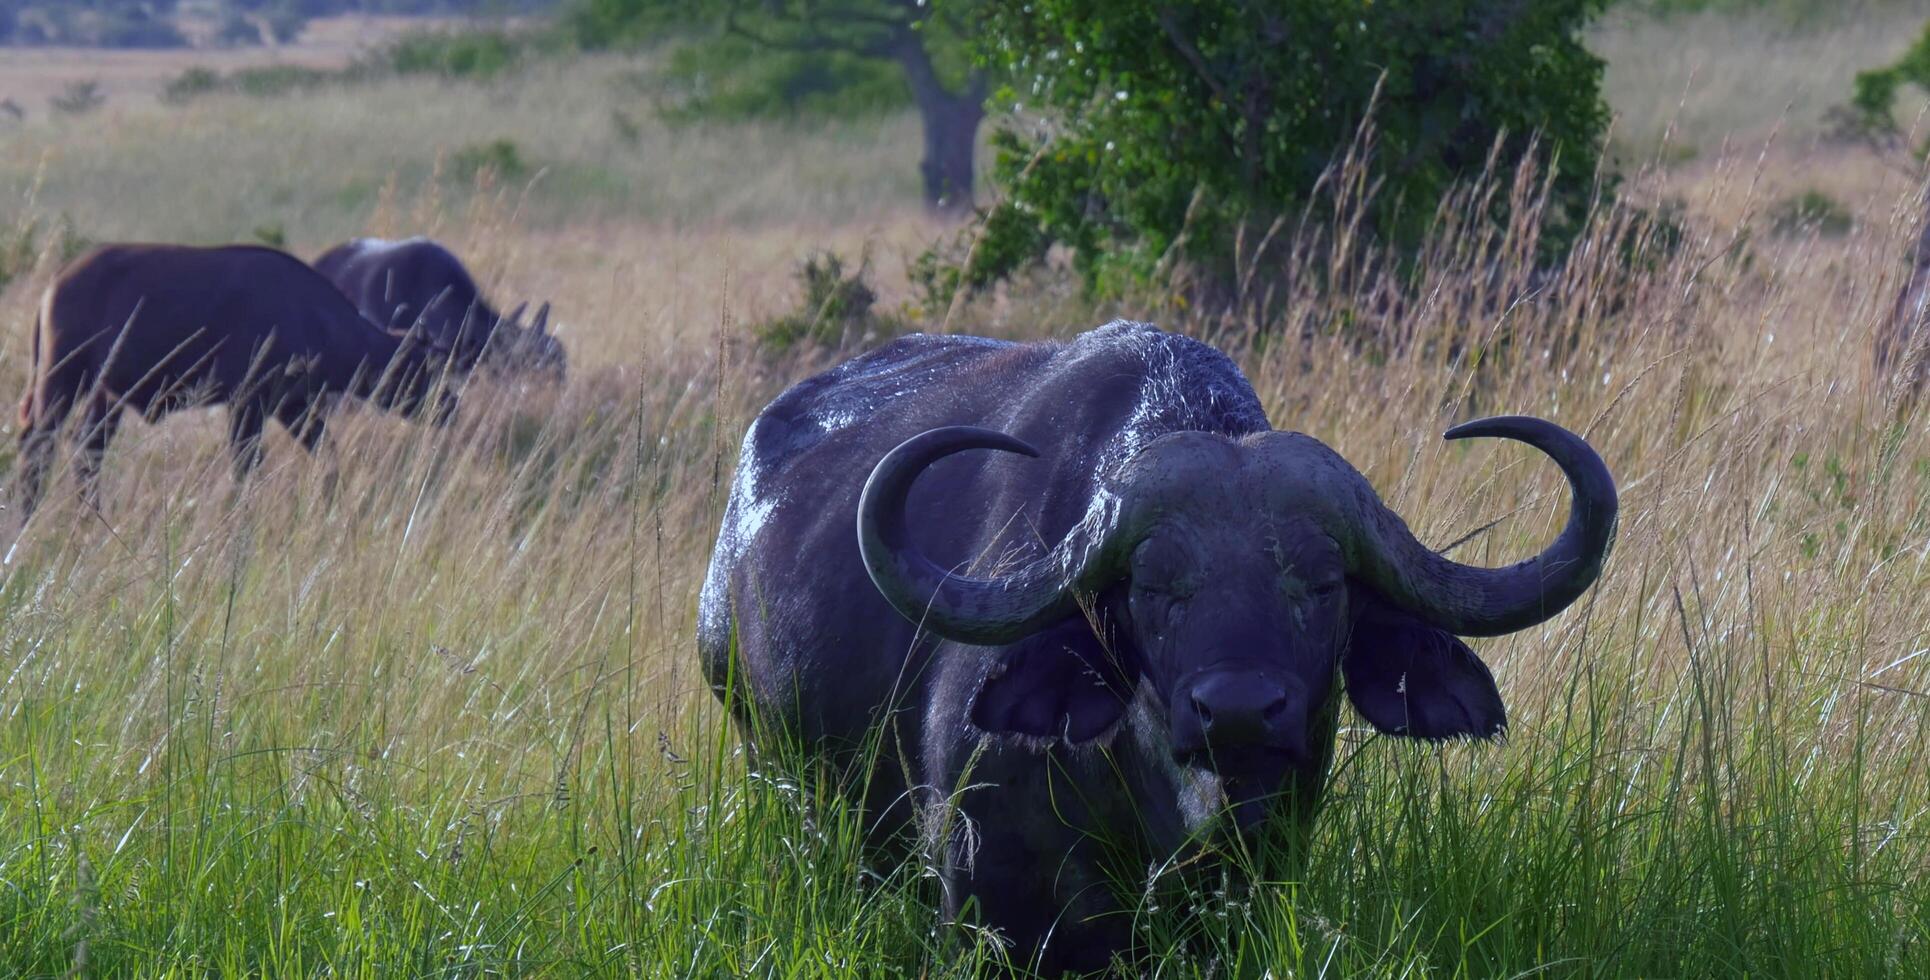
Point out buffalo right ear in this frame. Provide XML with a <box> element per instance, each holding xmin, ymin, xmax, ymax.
<box><xmin>970</xmin><ymin>617</ymin><xmax>1139</xmax><ymax>743</ymax></box>
<box><xmin>1342</xmin><ymin>587</ymin><xmax>1506</xmax><ymax>740</ymax></box>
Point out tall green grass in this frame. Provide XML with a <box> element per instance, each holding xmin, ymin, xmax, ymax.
<box><xmin>0</xmin><ymin>15</ymin><xmax>1927</xmax><ymax>971</ymax></box>
<box><xmin>1</xmin><ymin>132</ymin><xmax>1926</xmax><ymax>977</ymax></box>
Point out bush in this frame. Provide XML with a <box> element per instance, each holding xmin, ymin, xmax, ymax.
<box><xmin>386</xmin><ymin>30</ymin><xmax>524</xmax><ymax>80</ymax></box>
<box><xmin>231</xmin><ymin>64</ymin><xmax>339</xmax><ymax>96</ymax></box>
<box><xmin>910</xmin><ymin>199</ymin><xmax>1049</xmax><ymax>313</ymax></box>
<box><xmin>753</xmin><ymin>251</ymin><xmax>906</xmax><ymax>355</ymax></box>
<box><xmin>49</xmin><ymin>80</ymin><xmax>106</xmax><ymax>116</ymax></box>
<box><xmin>956</xmin><ymin>0</ymin><xmax>1612</xmax><ymax>298</ymax></box>
<box><xmin>157</xmin><ymin>28</ymin><xmax>540</xmax><ymax>107</ymax></box>
<box><xmin>450</xmin><ymin>139</ymin><xmax>529</xmax><ymax>183</ymax></box>
<box><xmin>566</xmin><ymin>0</ymin><xmax>687</xmax><ymax>50</ymax></box>
<box><xmin>161</xmin><ymin>63</ymin><xmax>360</xmax><ymax>104</ymax></box>
<box><xmin>1842</xmin><ymin>19</ymin><xmax>1930</xmax><ymax>149</ymax></box>
<box><xmin>1768</xmin><ymin>190</ymin><xmax>1854</xmax><ymax>237</ymax></box>
<box><xmin>162</xmin><ymin>67</ymin><xmax>223</xmax><ymax>104</ymax></box>
<box><xmin>649</xmin><ymin>36</ymin><xmax>910</xmax><ymax>123</ymax></box>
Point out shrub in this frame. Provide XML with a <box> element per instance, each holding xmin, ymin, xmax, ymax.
<box><xmin>649</xmin><ymin>36</ymin><xmax>910</xmax><ymax>123</ymax></box>
<box><xmin>162</xmin><ymin>67</ymin><xmax>223</xmax><ymax>104</ymax></box>
<box><xmin>1842</xmin><ymin>18</ymin><xmax>1930</xmax><ymax>150</ymax></box>
<box><xmin>230</xmin><ymin>64</ymin><xmax>339</xmax><ymax>97</ymax></box>
<box><xmin>753</xmin><ymin>251</ymin><xmax>905</xmax><ymax>355</ymax></box>
<box><xmin>566</xmin><ymin>0</ymin><xmax>687</xmax><ymax>50</ymax></box>
<box><xmin>955</xmin><ymin>0</ymin><xmax>1612</xmax><ymax>298</ymax></box>
<box><xmin>49</xmin><ymin>80</ymin><xmax>105</xmax><ymax>116</ymax></box>
<box><xmin>1768</xmin><ymin>190</ymin><xmax>1854</xmax><ymax>238</ymax></box>
<box><xmin>161</xmin><ymin>63</ymin><xmax>359</xmax><ymax>104</ymax></box>
<box><xmin>387</xmin><ymin>30</ymin><xmax>524</xmax><ymax>80</ymax></box>
<box><xmin>910</xmin><ymin>199</ymin><xmax>1049</xmax><ymax>313</ymax></box>
<box><xmin>450</xmin><ymin>139</ymin><xmax>529</xmax><ymax>183</ymax></box>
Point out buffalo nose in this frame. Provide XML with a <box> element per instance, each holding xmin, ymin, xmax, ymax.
<box><xmin>1188</xmin><ymin>673</ymin><xmax>1290</xmax><ymax>746</ymax></box>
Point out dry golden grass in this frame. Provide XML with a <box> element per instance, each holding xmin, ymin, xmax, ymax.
<box><xmin>1594</xmin><ymin>2</ymin><xmax>1930</xmax><ymax>164</ymax></box>
<box><xmin>0</xmin><ymin>9</ymin><xmax>1925</xmax><ymax>974</ymax></box>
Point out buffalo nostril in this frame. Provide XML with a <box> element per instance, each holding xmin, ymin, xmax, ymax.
<box><xmin>1191</xmin><ymin>693</ymin><xmax>1215</xmax><ymax>729</ymax></box>
<box><xmin>1262</xmin><ymin>697</ymin><xmax>1289</xmax><ymax>727</ymax></box>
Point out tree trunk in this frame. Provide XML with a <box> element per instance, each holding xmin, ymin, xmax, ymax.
<box><xmin>918</xmin><ymin>92</ymin><xmax>982</xmax><ymax>214</ymax></box>
<box><xmin>895</xmin><ymin>32</ymin><xmax>986</xmax><ymax>215</ymax></box>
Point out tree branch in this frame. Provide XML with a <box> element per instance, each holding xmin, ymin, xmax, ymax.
<box><xmin>1156</xmin><ymin>9</ymin><xmax>1233</xmax><ymax>107</ymax></box>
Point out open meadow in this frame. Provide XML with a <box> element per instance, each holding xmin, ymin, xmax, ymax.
<box><xmin>0</xmin><ymin>5</ymin><xmax>1927</xmax><ymax>976</ymax></box>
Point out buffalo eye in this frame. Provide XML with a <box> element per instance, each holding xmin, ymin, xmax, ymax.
<box><xmin>1130</xmin><ymin>537</ymin><xmax>1197</xmax><ymax>598</ymax></box>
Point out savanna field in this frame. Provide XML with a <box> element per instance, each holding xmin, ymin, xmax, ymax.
<box><xmin>0</xmin><ymin>4</ymin><xmax>1928</xmax><ymax>976</ymax></box>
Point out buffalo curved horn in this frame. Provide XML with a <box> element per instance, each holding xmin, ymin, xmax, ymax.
<box><xmin>857</xmin><ymin>426</ymin><xmax>1126</xmax><ymax>645</ymax></box>
<box><xmin>457</xmin><ymin>302</ymin><xmax>482</xmax><ymax>345</ymax></box>
<box><xmin>419</xmin><ymin>286</ymin><xmax>456</xmax><ymax>329</ymax></box>
<box><xmin>1344</xmin><ymin>415</ymin><xmax>1617</xmax><ymax>636</ymax></box>
<box><xmin>530</xmin><ymin>302</ymin><xmax>551</xmax><ymax>335</ymax></box>
<box><xmin>500</xmin><ymin>301</ymin><xmax>528</xmax><ymax>331</ymax></box>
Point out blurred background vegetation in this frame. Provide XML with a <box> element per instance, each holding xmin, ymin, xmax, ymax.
<box><xmin>7</xmin><ymin>0</ymin><xmax>1926</xmax><ymax>254</ymax></box>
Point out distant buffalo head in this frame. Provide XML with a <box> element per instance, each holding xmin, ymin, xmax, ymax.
<box><xmin>858</xmin><ymin>418</ymin><xmax>1616</xmax><ymax>829</ymax></box>
<box><xmin>478</xmin><ymin>300</ymin><xmax>568</xmax><ymax>383</ymax></box>
<box><xmin>414</xmin><ymin>295</ymin><xmax>566</xmax><ymax>385</ymax></box>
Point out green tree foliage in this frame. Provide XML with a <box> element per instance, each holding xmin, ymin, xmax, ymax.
<box><xmin>566</xmin><ymin>0</ymin><xmax>685</xmax><ymax>48</ymax></box>
<box><xmin>956</xmin><ymin>0</ymin><xmax>1612</xmax><ymax>296</ymax></box>
<box><xmin>651</xmin><ymin>36</ymin><xmax>911</xmax><ymax>123</ymax></box>
<box><xmin>1846</xmin><ymin>19</ymin><xmax>1930</xmax><ymax>148</ymax></box>
<box><xmin>0</xmin><ymin>1</ymin><xmax>187</xmax><ymax>48</ymax></box>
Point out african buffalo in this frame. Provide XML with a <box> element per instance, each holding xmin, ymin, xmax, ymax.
<box><xmin>1880</xmin><ymin>216</ymin><xmax>1930</xmax><ymax>394</ymax></box>
<box><xmin>313</xmin><ymin>237</ymin><xmax>565</xmax><ymax>382</ymax></box>
<box><xmin>13</xmin><ymin>243</ymin><xmax>458</xmax><ymax>515</ymax></box>
<box><xmin>699</xmin><ymin>321</ymin><xmax>1617</xmax><ymax>974</ymax></box>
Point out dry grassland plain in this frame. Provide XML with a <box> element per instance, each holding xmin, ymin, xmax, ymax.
<box><xmin>0</xmin><ymin>7</ymin><xmax>1925</xmax><ymax>977</ymax></box>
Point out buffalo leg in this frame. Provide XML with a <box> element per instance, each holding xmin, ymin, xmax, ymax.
<box><xmin>278</xmin><ymin>400</ymin><xmax>338</xmax><ymax>503</ymax></box>
<box><xmin>938</xmin><ymin>755</ymin><xmax>1135</xmax><ymax>976</ymax></box>
<box><xmin>75</xmin><ymin>394</ymin><xmax>121</xmax><ymax>510</ymax></box>
<box><xmin>14</xmin><ymin>387</ymin><xmax>74</xmax><ymax>518</ymax></box>
<box><xmin>14</xmin><ymin>426</ymin><xmax>56</xmax><ymax>518</ymax></box>
<box><xmin>228</xmin><ymin>403</ymin><xmax>266</xmax><ymax>483</ymax></box>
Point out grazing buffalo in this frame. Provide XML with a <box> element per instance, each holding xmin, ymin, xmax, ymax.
<box><xmin>13</xmin><ymin>243</ymin><xmax>458</xmax><ymax>515</ymax></box>
<box><xmin>699</xmin><ymin>321</ymin><xmax>1617</xmax><ymax>974</ymax></box>
<box><xmin>1880</xmin><ymin>216</ymin><xmax>1930</xmax><ymax>394</ymax></box>
<box><xmin>313</xmin><ymin>237</ymin><xmax>565</xmax><ymax>382</ymax></box>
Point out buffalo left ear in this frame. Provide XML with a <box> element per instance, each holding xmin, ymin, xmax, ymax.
<box><xmin>1343</xmin><ymin>589</ymin><xmax>1506</xmax><ymax>740</ymax></box>
<box><xmin>970</xmin><ymin>617</ymin><xmax>1139</xmax><ymax>743</ymax></box>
